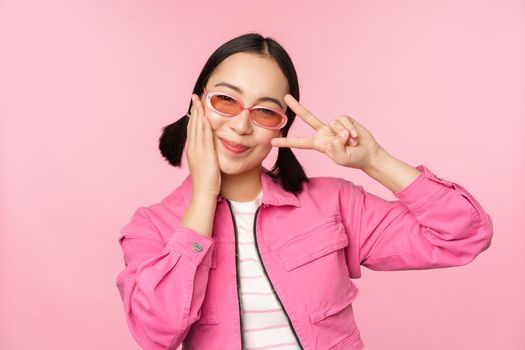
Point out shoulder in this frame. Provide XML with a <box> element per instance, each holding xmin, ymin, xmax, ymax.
<box><xmin>125</xmin><ymin>182</ymin><xmax>189</xmax><ymax>235</ymax></box>
<box><xmin>302</xmin><ymin>174</ymin><xmax>359</xmax><ymax>194</ymax></box>
<box><xmin>292</xmin><ymin>175</ymin><xmax>363</xmax><ymax>207</ymax></box>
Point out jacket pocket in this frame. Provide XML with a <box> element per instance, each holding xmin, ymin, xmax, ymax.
<box><xmin>310</xmin><ymin>280</ymin><xmax>359</xmax><ymax>324</ymax></box>
<box><xmin>276</xmin><ymin>216</ymin><xmax>349</xmax><ymax>271</ymax></box>
<box><xmin>274</xmin><ymin>218</ymin><xmax>362</xmax><ymax>348</ymax></box>
<box><xmin>275</xmin><ymin>217</ymin><xmax>356</xmax><ymax>319</ymax></box>
<box><xmin>311</xmin><ymin>283</ymin><xmax>362</xmax><ymax>350</ymax></box>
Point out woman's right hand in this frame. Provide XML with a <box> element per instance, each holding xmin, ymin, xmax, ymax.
<box><xmin>185</xmin><ymin>93</ymin><xmax>222</xmax><ymax>198</ymax></box>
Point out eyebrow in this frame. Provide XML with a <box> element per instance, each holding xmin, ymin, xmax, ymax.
<box><xmin>213</xmin><ymin>82</ymin><xmax>284</xmax><ymax>110</ymax></box>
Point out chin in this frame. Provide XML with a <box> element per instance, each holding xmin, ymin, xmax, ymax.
<box><xmin>217</xmin><ymin>156</ymin><xmax>263</xmax><ymax>175</ymax></box>
<box><xmin>216</xmin><ymin>144</ymin><xmax>272</xmax><ymax>176</ymax></box>
<box><xmin>218</xmin><ymin>161</ymin><xmax>250</xmax><ymax>175</ymax></box>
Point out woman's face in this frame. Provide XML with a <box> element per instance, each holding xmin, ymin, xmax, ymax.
<box><xmin>199</xmin><ymin>52</ymin><xmax>289</xmax><ymax>175</ymax></box>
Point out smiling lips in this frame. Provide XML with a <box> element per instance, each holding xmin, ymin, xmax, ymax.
<box><xmin>220</xmin><ymin>138</ymin><xmax>250</xmax><ymax>154</ymax></box>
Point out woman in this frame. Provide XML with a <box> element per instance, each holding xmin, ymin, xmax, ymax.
<box><xmin>115</xmin><ymin>33</ymin><xmax>493</xmax><ymax>350</ymax></box>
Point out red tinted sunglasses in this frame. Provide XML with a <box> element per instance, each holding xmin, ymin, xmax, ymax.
<box><xmin>202</xmin><ymin>88</ymin><xmax>287</xmax><ymax>130</ymax></box>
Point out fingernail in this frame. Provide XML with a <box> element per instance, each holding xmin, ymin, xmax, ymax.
<box><xmin>351</xmin><ymin>130</ymin><xmax>358</xmax><ymax>138</ymax></box>
<box><xmin>339</xmin><ymin>130</ymin><xmax>348</xmax><ymax>138</ymax></box>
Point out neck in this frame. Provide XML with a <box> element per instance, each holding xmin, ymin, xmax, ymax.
<box><xmin>220</xmin><ymin>166</ymin><xmax>263</xmax><ymax>202</ymax></box>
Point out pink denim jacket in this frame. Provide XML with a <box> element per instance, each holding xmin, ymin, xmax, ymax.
<box><xmin>115</xmin><ymin>165</ymin><xmax>493</xmax><ymax>350</ymax></box>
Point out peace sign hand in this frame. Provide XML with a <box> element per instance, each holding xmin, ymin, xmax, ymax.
<box><xmin>271</xmin><ymin>95</ymin><xmax>383</xmax><ymax>170</ymax></box>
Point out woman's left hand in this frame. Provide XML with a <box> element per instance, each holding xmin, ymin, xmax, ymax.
<box><xmin>271</xmin><ymin>94</ymin><xmax>384</xmax><ymax>170</ymax></box>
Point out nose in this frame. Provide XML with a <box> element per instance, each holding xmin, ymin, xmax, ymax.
<box><xmin>229</xmin><ymin>108</ymin><xmax>253</xmax><ymax>134</ymax></box>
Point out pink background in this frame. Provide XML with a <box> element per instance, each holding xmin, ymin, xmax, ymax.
<box><xmin>1</xmin><ymin>1</ymin><xmax>523</xmax><ymax>349</ymax></box>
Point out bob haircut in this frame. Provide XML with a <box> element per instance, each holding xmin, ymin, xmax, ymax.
<box><xmin>158</xmin><ymin>32</ymin><xmax>309</xmax><ymax>194</ymax></box>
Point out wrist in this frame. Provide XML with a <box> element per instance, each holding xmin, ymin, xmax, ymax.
<box><xmin>362</xmin><ymin>146</ymin><xmax>388</xmax><ymax>174</ymax></box>
<box><xmin>191</xmin><ymin>191</ymin><xmax>219</xmax><ymax>204</ymax></box>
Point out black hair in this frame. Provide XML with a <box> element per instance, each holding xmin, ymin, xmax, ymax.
<box><xmin>158</xmin><ymin>32</ymin><xmax>308</xmax><ymax>194</ymax></box>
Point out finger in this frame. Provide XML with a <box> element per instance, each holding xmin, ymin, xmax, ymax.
<box><xmin>198</xmin><ymin>95</ymin><xmax>214</xmax><ymax>149</ymax></box>
<box><xmin>187</xmin><ymin>96</ymin><xmax>196</xmax><ymax>147</ymax></box>
<box><xmin>284</xmin><ymin>94</ymin><xmax>325</xmax><ymax>131</ymax></box>
<box><xmin>271</xmin><ymin>136</ymin><xmax>315</xmax><ymax>149</ymax></box>
<box><xmin>203</xmin><ymin>107</ymin><xmax>214</xmax><ymax>150</ymax></box>
<box><xmin>338</xmin><ymin>115</ymin><xmax>358</xmax><ymax>138</ymax></box>
<box><xmin>189</xmin><ymin>95</ymin><xmax>198</xmax><ymax>148</ymax></box>
<box><xmin>338</xmin><ymin>129</ymin><xmax>350</xmax><ymax>144</ymax></box>
<box><xmin>194</xmin><ymin>94</ymin><xmax>205</xmax><ymax>147</ymax></box>
<box><xmin>331</xmin><ymin>137</ymin><xmax>349</xmax><ymax>164</ymax></box>
<box><xmin>328</xmin><ymin>119</ymin><xmax>350</xmax><ymax>143</ymax></box>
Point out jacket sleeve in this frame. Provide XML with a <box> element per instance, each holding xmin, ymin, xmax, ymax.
<box><xmin>115</xmin><ymin>206</ymin><xmax>215</xmax><ymax>349</ymax></box>
<box><xmin>341</xmin><ymin>164</ymin><xmax>494</xmax><ymax>279</ymax></box>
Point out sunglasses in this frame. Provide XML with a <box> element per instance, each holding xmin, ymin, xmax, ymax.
<box><xmin>202</xmin><ymin>87</ymin><xmax>288</xmax><ymax>130</ymax></box>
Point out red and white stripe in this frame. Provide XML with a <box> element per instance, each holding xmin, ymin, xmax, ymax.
<box><xmin>229</xmin><ymin>192</ymin><xmax>301</xmax><ymax>350</ymax></box>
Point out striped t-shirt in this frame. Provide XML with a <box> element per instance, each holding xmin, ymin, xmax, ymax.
<box><xmin>229</xmin><ymin>190</ymin><xmax>301</xmax><ymax>350</ymax></box>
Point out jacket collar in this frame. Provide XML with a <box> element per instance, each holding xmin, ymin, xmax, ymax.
<box><xmin>179</xmin><ymin>167</ymin><xmax>301</xmax><ymax>208</ymax></box>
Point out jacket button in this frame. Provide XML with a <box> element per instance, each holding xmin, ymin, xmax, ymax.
<box><xmin>192</xmin><ymin>242</ymin><xmax>203</xmax><ymax>252</ymax></box>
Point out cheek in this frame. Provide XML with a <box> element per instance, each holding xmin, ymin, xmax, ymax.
<box><xmin>249</xmin><ymin>132</ymin><xmax>277</xmax><ymax>148</ymax></box>
<box><xmin>204</xmin><ymin>113</ymin><xmax>221</xmax><ymax>131</ymax></box>
<box><xmin>201</xmin><ymin>104</ymin><xmax>218</xmax><ymax>128</ymax></box>
<box><xmin>262</xmin><ymin>131</ymin><xmax>281</xmax><ymax>145</ymax></box>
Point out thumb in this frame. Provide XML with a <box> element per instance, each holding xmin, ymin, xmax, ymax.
<box><xmin>330</xmin><ymin>136</ymin><xmax>348</xmax><ymax>164</ymax></box>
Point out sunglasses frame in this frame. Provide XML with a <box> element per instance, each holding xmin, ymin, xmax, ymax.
<box><xmin>202</xmin><ymin>87</ymin><xmax>288</xmax><ymax>130</ymax></box>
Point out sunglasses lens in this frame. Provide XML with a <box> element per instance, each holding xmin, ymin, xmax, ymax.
<box><xmin>253</xmin><ymin>108</ymin><xmax>284</xmax><ymax>128</ymax></box>
<box><xmin>210</xmin><ymin>94</ymin><xmax>242</xmax><ymax>115</ymax></box>
<box><xmin>209</xmin><ymin>93</ymin><xmax>285</xmax><ymax>128</ymax></box>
